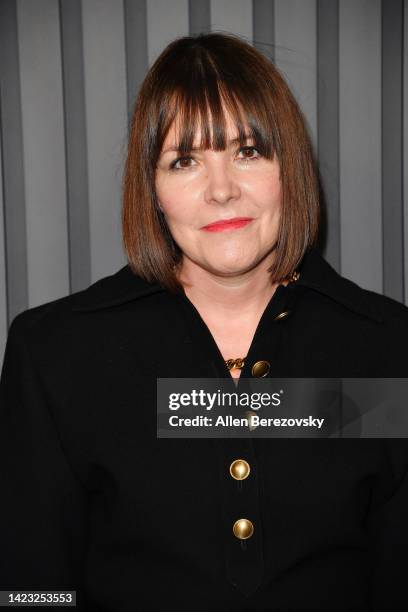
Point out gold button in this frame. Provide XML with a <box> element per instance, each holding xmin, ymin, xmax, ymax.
<box><xmin>274</xmin><ymin>310</ymin><xmax>290</xmax><ymax>321</ymax></box>
<box><xmin>244</xmin><ymin>410</ymin><xmax>259</xmax><ymax>431</ymax></box>
<box><xmin>229</xmin><ymin>459</ymin><xmax>251</xmax><ymax>480</ymax></box>
<box><xmin>251</xmin><ymin>360</ymin><xmax>270</xmax><ymax>377</ymax></box>
<box><xmin>233</xmin><ymin>518</ymin><xmax>254</xmax><ymax>540</ymax></box>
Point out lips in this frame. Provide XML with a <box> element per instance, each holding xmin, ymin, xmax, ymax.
<box><xmin>201</xmin><ymin>217</ymin><xmax>253</xmax><ymax>232</ymax></box>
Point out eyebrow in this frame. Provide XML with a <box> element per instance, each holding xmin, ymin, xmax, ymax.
<box><xmin>161</xmin><ymin>134</ymin><xmax>253</xmax><ymax>155</ymax></box>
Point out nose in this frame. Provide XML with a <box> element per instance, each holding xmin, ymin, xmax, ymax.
<box><xmin>204</xmin><ymin>158</ymin><xmax>241</xmax><ymax>205</ymax></box>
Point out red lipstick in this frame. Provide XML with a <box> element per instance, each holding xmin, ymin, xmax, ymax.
<box><xmin>201</xmin><ymin>217</ymin><xmax>253</xmax><ymax>232</ymax></box>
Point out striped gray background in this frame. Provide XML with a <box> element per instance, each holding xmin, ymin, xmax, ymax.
<box><xmin>0</xmin><ymin>0</ymin><xmax>406</xmax><ymax>368</ymax></box>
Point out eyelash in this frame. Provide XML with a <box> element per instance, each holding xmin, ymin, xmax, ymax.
<box><xmin>168</xmin><ymin>146</ymin><xmax>261</xmax><ymax>171</ymax></box>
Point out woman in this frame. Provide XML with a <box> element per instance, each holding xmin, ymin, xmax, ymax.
<box><xmin>1</xmin><ymin>32</ymin><xmax>408</xmax><ymax>611</ymax></box>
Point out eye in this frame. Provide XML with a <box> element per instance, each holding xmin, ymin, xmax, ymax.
<box><xmin>237</xmin><ymin>146</ymin><xmax>261</xmax><ymax>161</ymax></box>
<box><xmin>169</xmin><ymin>156</ymin><xmax>195</xmax><ymax>171</ymax></box>
<box><xmin>168</xmin><ymin>146</ymin><xmax>261</xmax><ymax>171</ymax></box>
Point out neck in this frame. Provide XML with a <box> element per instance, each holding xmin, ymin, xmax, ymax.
<box><xmin>176</xmin><ymin>253</ymin><xmax>288</xmax><ymax>316</ymax></box>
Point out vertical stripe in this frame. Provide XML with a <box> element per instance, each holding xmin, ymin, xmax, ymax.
<box><xmin>0</xmin><ymin>0</ymin><xmax>28</xmax><ymax>328</ymax></box>
<box><xmin>146</xmin><ymin>0</ymin><xmax>189</xmax><ymax>67</ymax></box>
<box><xmin>189</xmin><ymin>0</ymin><xmax>211</xmax><ymax>35</ymax></box>
<box><xmin>253</xmin><ymin>0</ymin><xmax>275</xmax><ymax>62</ymax></box>
<box><xmin>317</xmin><ymin>0</ymin><xmax>340</xmax><ymax>271</ymax></box>
<box><xmin>382</xmin><ymin>0</ymin><xmax>404</xmax><ymax>302</ymax></box>
<box><xmin>124</xmin><ymin>0</ymin><xmax>148</xmax><ymax>125</ymax></box>
<box><xmin>17</xmin><ymin>0</ymin><xmax>69</xmax><ymax>306</ymax></box>
<box><xmin>339</xmin><ymin>0</ymin><xmax>382</xmax><ymax>293</ymax></box>
<box><xmin>210</xmin><ymin>0</ymin><xmax>253</xmax><ymax>42</ymax></box>
<box><xmin>0</xmin><ymin>92</ymin><xmax>7</xmax><ymax>369</ymax></box>
<box><xmin>81</xmin><ymin>0</ymin><xmax>128</xmax><ymax>281</ymax></box>
<box><xmin>404</xmin><ymin>0</ymin><xmax>408</xmax><ymax>305</ymax></box>
<box><xmin>274</xmin><ymin>0</ymin><xmax>318</xmax><ymax>152</ymax></box>
<box><xmin>60</xmin><ymin>0</ymin><xmax>91</xmax><ymax>294</ymax></box>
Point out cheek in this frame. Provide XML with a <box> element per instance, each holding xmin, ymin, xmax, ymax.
<box><xmin>155</xmin><ymin>178</ymin><xmax>179</xmax><ymax>214</ymax></box>
<box><xmin>156</xmin><ymin>176</ymin><xmax>202</xmax><ymax>221</ymax></box>
<box><xmin>245</xmin><ymin>174</ymin><xmax>282</xmax><ymax>209</ymax></box>
<box><xmin>155</xmin><ymin>186</ymin><xmax>195</xmax><ymax>226</ymax></box>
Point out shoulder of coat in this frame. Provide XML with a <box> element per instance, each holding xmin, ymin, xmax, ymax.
<box><xmin>358</xmin><ymin>286</ymin><xmax>408</xmax><ymax>325</ymax></box>
<box><xmin>297</xmin><ymin>248</ymin><xmax>408</xmax><ymax>325</ymax></box>
<box><xmin>9</xmin><ymin>264</ymin><xmax>166</xmax><ymax>330</ymax></box>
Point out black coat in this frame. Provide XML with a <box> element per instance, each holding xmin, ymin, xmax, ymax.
<box><xmin>1</xmin><ymin>247</ymin><xmax>408</xmax><ymax>611</ymax></box>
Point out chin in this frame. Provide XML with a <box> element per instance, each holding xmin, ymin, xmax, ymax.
<box><xmin>205</xmin><ymin>259</ymin><xmax>256</xmax><ymax>276</ymax></box>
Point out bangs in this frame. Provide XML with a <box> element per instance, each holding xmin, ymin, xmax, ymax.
<box><xmin>153</xmin><ymin>45</ymin><xmax>279</xmax><ymax>161</ymax></box>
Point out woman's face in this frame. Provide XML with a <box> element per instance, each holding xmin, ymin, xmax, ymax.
<box><xmin>155</xmin><ymin>108</ymin><xmax>282</xmax><ymax>277</ymax></box>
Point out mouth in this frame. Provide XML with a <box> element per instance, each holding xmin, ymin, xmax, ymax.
<box><xmin>201</xmin><ymin>217</ymin><xmax>254</xmax><ymax>232</ymax></box>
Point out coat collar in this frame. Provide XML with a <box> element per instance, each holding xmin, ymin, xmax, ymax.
<box><xmin>71</xmin><ymin>247</ymin><xmax>383</xmax><ymax>323</ymax></box>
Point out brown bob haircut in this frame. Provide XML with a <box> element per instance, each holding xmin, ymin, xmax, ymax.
<box><xmin>122</xmin><ymin>32</ymin><xmax>320</xmax><ymax>293</ymax></box>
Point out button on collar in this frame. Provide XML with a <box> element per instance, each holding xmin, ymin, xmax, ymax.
<box><xmin>274</xmin><ymin>310</ymin><xmax>290</xmax><ymax>321</ymax></box>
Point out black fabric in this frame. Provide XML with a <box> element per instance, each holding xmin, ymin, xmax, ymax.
<box><xmin>1</xmin><ymin>247</ymin><xmax>408</xmax><ymax>611</ymax></box>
